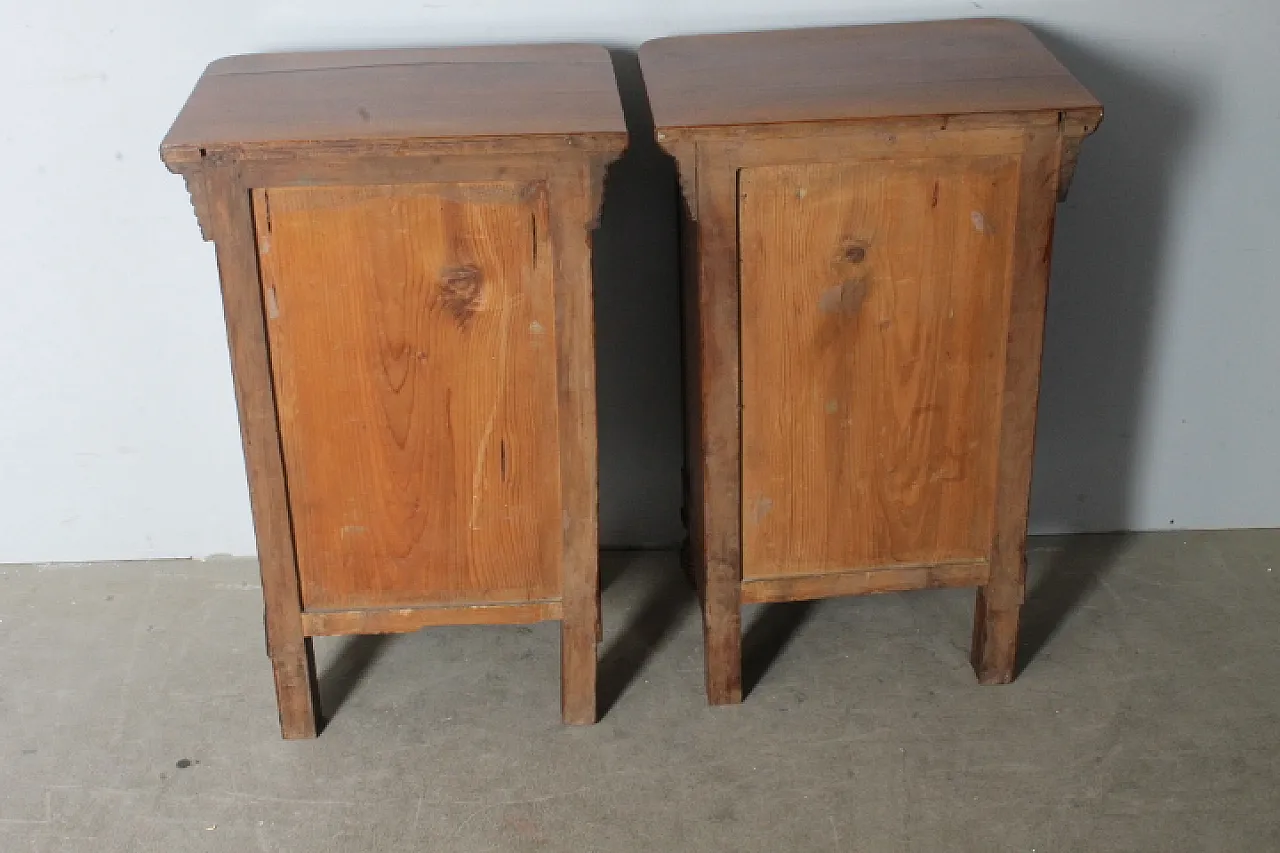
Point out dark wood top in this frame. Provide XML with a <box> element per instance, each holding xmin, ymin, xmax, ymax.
<box><xmin>639</xmin><ymin>19</ymin><xmax>1100</xmax><ymax>131</ymax></box>
<box><xmin>161</xmin><ymin>44</ymin><xmax>626</xmax><ymax>167</ymax></box>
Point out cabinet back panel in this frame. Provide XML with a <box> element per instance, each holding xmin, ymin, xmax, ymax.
<box><xmin>740</xmin><ymin>155</ymin><xmax>1019</xmax><ymax>578</ymax></box>
<box><xmin>254</xmin><ymin>183</ymin><xmax>561</xmax><ymax>609</ymax></box>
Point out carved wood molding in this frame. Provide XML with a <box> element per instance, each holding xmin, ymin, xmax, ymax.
<box><xmin>587</xmin><ymin>153</ymin><xmax>613</xmax><ymax>231</ymax></box>
<box><xmin>1058</xmin><ymin>134</ymin><xmax>1086</xmax><ymax>202</ymax></box>
<box><xmin>1058</xmin><ymin>109</ymin><xmax>1104</xmax><ymax>202</ymax></box>
<box><xmin>182</xmin><ymin>171</ymin><xmax>215</xmax><ymax>242</ymax></box>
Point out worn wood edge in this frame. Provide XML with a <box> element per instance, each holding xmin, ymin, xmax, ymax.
<box><xmin>693</xmin><ymin>140</ymin><xmax>743</xmax><ymax>582</ymax></box>
<box><xmin>971</xmin><ymin>127</ymin><xmax>1062</xmax><ymax>684</ymax></box>
<box><xmin>240</xmin><ymin>150</ymin><xmax>625</xmax><ymax>197</ymax></box>
<box><xmin>730</xmin><ymin>127</ymin><xmax>1034</xmax><ymax>170</ymax></box>
<box><xmin>204</xmin><ymin>44</ymin><xmax>617</xmax><ymax>77</ymax></box>
<box><xmin>657</xmin><ymin>113</ymin><xmax>1062</xmax><ymax>219</ymax></box>
<box><xmin>740</xmin><ymin>560</ymin><xmax>990</xmax><ymax>605</ymax></box>
<box><xmin>205</xmin><ymin>163</ymin><xmax>318</xmax><ymax>738</ymax></box>
<box><xmin>691</xmin><ymin>142</ymin><xmax>744</xmax><ymax>705</ymax></box>
<box><xmin>989</xmin><ymin>128</ymin><xmax>1060</xmax><ymax>585</ymax></box>
<box><xmin>272</xmin><ymin>641</ymin><xmax>320</xmax><ymax>739</ymax></box>
<box><xmin>1057</xmin><ymin>106</ymin><xmax>1104</xmax><ymax>201</ymax></box>
<box><xmin>237</xmin><ymin>157</ymin><xmax>549</xmax><ymax>189</ymax></box>
<box><xmin>301</xmin><ymin>601</ymin><xmax>564</xmax><ymax>636</ymax></box>
<box><xmin>179</xmin><ymin>170</ymin><xmax>215</xmax><ymax>242</ymax></box>
<box><xmin>161</xmin><ymin>132</ymin><xmax>628</xmax><ymax>169</ymax></box>
<box><xmin>655</xmin><ymin>109</ymin><xmax>1065</xmax><ymax>148</ymax></box>
<box><xmin>677</xmin><ymin>161</ymin><xmax>704</xmax><ymax>594</ymax></box>
<box><xmin>584</xmin><ymin>152</ymin><xmax>618</xmax><ymax>229</ymax></box>
<box><xmin>549</xmin><ymin>159</ymin><xmax>602</xmax><ymax>724</ymax></box>
<box><xmin>165</xmin><ymin>138</ymin><xmax>625</xmax><ymax>243</ymax></box>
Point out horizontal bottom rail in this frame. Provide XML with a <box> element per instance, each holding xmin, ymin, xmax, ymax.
<box><xmin>302</xmin><ymin>599</ymin><xmax>563</xmax><ymax>636</ymax></box>
<box><xmin>741</xmin><ymin>559</ymin><xmax>989</xmax><ymax>605</ymax></box>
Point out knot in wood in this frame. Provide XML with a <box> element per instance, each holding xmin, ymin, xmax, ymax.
<box><xmin>839</xmin><ymin>240</ymin><xmax>869</xmax><ymax>264</ymax></box>
<box><xmin>439</xmin><ymin>265</ymin><xmax>484</xmax><ymax>324</ymax></box>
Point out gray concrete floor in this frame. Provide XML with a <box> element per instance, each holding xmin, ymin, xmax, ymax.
<box><xmin>1</xmin><ymin>531</ymin><xmax>1277</xmax><ymax>852</ymax></box>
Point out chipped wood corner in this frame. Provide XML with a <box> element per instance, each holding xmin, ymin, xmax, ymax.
<box><xmin>1057</xmin><ymin>107</ymin><xmax>1104</xmax><ymax>202</ymax></box>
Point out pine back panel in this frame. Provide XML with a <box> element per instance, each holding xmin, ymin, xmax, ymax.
<box><xmin>739</xmin><ymin>155</ymin><xmax>1020</xmax><ymax>578</ymax></box>
<box><xmin>254</xmin><ymin>182</ymin><xmax>561</xmax><ymax>609</ymax></box>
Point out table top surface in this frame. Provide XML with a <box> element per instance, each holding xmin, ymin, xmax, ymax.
<box><xmin>161</xmin><ymin>44</ymin><xmax>626</xmax><ymax>164</ymax></box>
<box><xmin>639</xmin><ymin>19</ymin><xmax>1101</xmax><ymax>131</ymax></box>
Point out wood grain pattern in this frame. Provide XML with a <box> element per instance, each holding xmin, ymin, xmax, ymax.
<box><xmin>549</xmin><ymin>162</ymin><xmax>602</xmax><ymax>725</ymax></box>
<box><xmin>204</xmin><ymin>44</ymin><xmax>615</xmax><ymax>76</ymax></box>
<box><xmin>740</xmin><ymin>154</ymin><xmax>1020</xmax><ymax>579</ymax></box>
<box><xmin>972</xmin><ymin>128</ymin><xmax>1062</xmax><ymax>684</ymax></box>
<box><xmin>205</xmin><ymin>165</ymin><xmax>320</xmax><ymax>739</ymax></box>
<box><xmin>672</xmin><ymin>144</ymin><xmax>704</xmax><ymax>595</ymax></box>
<box><xmin>727</xmin><ymin>120</ymin><xmax>1033</xmax><ymax>164</ymax></box>
<box><xmin>181</xmin><ymin>172</ymin><xmax>214</xmax><ymax>241</ymax></box>
<box><xmin>741</xmin><ymin>559</ymin><xmax>989</xmax><ymax>605</ymax></box>
<box><xmin>162</xmin><ymin>43</ymin><xmax>624</xmax><ymax>734</ymax></box>
<box><xmin>647</xmin><ymin>22</ymin><xmax>1100</xmax><ymax>702</ymax></box>
<box><xmin>255</xmin><ymin>182</ymin><xmax>562</xmax><ymax>612</ymax></box>
<box><xmin>1056</xmin><ymin>111</ymin><xmax>1104</xmax><ymax>201</ymax></box>
<box><xmin>161</xmin><ymin>44</ymin><xmax>626</xmax><ymax>165</ymax></box>
<box><xmin>301</xmin><ymin>601</ymin><xmax>562</xmax><ymax>636</ymax></box>
<box><xmin>236</xmin><ymin>157</ymin><xmax>549</xmax><ymax>191</ymax></box>
<box><xmin>691</xmin><ymin>143</ymin><xmax>744</xmax><ymax>705</ymax></box>
<box><xmin>639</xmin><ymin>19</ymin><xmax>1100</xmax><ymax>131</ymax></box>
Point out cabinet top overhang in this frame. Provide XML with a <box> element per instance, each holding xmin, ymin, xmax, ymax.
<box><xmin>639</xmin><ymin>19</ymin><xmax>1102</xmax><ymax>133</ymax></box>
<box><xmin>161</xmin><ymin>43</ymin><xmax>628</xmax><ymax>170</ymax></box>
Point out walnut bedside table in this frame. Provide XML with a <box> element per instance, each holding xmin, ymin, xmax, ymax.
<box><xmin>160</xmin><ymin>45</ymin><xmax>626</xmax><ymax>736</ymax></box>
<box><xmin>639</xmin><ymin>20</ymin><xmax>1102</xmax><ymax>703</ymax></box>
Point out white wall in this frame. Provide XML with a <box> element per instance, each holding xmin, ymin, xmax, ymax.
<box><xmin>1</xmin><ymin>0</ymin><xmax>1277</xmax><ymax>563</ymax></box>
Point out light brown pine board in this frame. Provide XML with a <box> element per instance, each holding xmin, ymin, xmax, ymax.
<box><xmin>255</xmin><ymin>182</ymin><xmax>561</xmax><ymax>610</ymax></box>
<box><xmin>739</xmin><ymin>155</ymin><xmax>1021</xmax><ymax>579</ymax></box>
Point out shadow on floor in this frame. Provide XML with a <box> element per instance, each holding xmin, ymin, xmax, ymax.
<box><xmin>598</xmin><ymin>551</ymin><xmax>695</xmax><ymax>716</ymax></box>
<box><xmin>743</xmin><ymin>600</ymin><xmax>815</xmax><ymax>698</ymax></box>
<box><xmin>1012</xmin><ymin>25</ymin><xmax>1204</xmax><ymax>672</ymax></box>
<box><xmin>317</xmin><ymin>633</ymin><xmax>395</xmax><ymax>729</ymax></box>
<box><xmin>1018</xmin><ymin>533</ymin><xmax>1132</xmax><ymax>674</ymax></box>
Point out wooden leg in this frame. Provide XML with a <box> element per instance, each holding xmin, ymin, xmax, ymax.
<box><xmin>548</xmin><ymin>160</ymin><xmax>603</xmax><ymax>726</ymax></box>
<box><xmin>702</xmin><ymin>568</ymin><xmax>743</xmax><ymax>704</ymax></box>
<box><xmin>972</xmin><ymin>130</ymin><xmax>1060</xmax><ymax>687</ymax></box>
<box><xmin>270</xmin><ymin>638</ymin><xmax>321</xmax><ymax>739</ymax></box>
<box><xmin>688</xmin><ymin>144</ymin><xmax>745</xmax><ymax>707</ymax></box>
<box><xmin>205</xmin><ymin>168</ymin><xmax>322</xmax><ymax>740</ymax></box>
<box><xmin>971</xmin><ymin>553</ymin><xmax>1026</xmax><ymax>684</ymax></box>
<box><xmin>561</xmin><ymin>617</ymin><xmax>598</xmax><ymax>725</ymax></box>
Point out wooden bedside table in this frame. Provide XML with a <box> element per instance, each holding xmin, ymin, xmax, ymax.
<box><xmin>161</xmin><ymin>45</ymin><xmax>626</xmax><ymax>736</ymax></box>
<box><xmin>639</xmin><ymin>20</ymin><xmax>1102</xmax><ymax>703</ymax></box>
